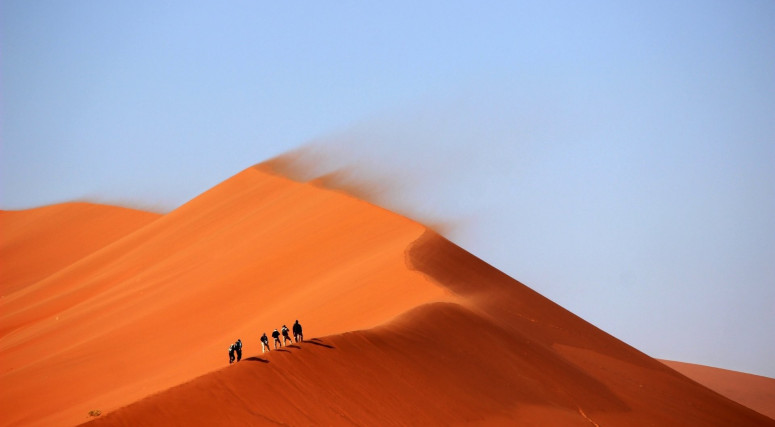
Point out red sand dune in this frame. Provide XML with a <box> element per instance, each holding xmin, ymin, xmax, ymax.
<box><xmin>0</xmin><ymin>203</ymin><xmax>160</xmax><ymax>295</ymax></box>
<box><xmin>1</xmin><ymin>164</ymin><xmax>773</xmax><ymax>426</ymax></box>
<box><xmin>661</xmin><ymin>360</ymin><xmax>775</xmax><ymax>421</ymax></box>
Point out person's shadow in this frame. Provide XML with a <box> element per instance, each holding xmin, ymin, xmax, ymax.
<box><xmin>307</xmin><ymin>338</ymin><xmax>335</xmax><ymax>349</ymax></box>
<box><xmin>244</xmin><ymin>357</ymin><xmax>269</xmax><ymax>363</ymax></box>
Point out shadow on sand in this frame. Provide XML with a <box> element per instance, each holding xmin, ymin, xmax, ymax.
<box><xmin>307</xmin><ymin>338</ymin><xmax>334</xmax><ymax>349</ymax></box>
<box><xmin>244</xmin><ymin>357</ymin><xmax>269</xmax><ymax>363</ymax></box>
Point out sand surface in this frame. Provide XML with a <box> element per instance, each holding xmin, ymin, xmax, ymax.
<box><xmin>2</xmin><ymin>164</ymin><xmax>773</xmax><ymax>426</ymax></box>
<box><xmin>1</xmin><ymin>203</ymin><xmax>160</xmax><ymax>296</ymax></box>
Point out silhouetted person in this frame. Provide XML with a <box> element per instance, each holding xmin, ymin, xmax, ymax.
<box><xmin>235</xmin><ymin>339</ymin><xmax>242</xmax><ymax>362</ymax></box>
<box><xmin>261</xmin><ymin>332</ymin><xmax>270</xmax><ymax>353</ymax></box>
<box><xmin>281</xmin><ymin>324</ymin><xmax>293</xmax><ymax>346</ymax></box>
<box><xmin>272</xmin><ymin>328</ymin><xmax>281</xmax><ymax>349</ymax></box>
<box><xmin>293</xmin><ymin>320</ymin><xmax>303</xmax><ymax>343</ymax></box>
<box><xmin>228</xmin><ymin>343</ymin><xmax>237</xmax><ymax>364</ymax></box>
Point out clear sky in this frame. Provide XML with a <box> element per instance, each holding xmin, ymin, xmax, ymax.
<box><xmin>2</xmin><ymin>1</ymin><xmax>773</xmax><ymax>377</ymax></box>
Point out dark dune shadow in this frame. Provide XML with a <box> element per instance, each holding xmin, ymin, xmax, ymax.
<box><xmin>306</xmin><ymin>339</ymin><xmax>334</xmax><ymax>349</ymax></box>
<box><xmin>244</xmin><ymin>357</ymin><xmax>269</xmax><ymax>363</ymax></box>
<box><xmin>275</xmin><ymin>349</ymin><xmax>291</xmax><ymax>353</ymax></box>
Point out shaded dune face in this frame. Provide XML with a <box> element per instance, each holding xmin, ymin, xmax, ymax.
<box><xmin>661</xmin><ymin>360</ymin><xmax>775</xmax><ymax>421</ymax></box>
<box><xmin>405</xmin><ymin>233</ymin><xmax>775</xmax><ymax>426</ymax></box>
<box><xmin>86</xmin><ymin>229</ymin><xmax>774</xmax><ymax>426</ymax></box>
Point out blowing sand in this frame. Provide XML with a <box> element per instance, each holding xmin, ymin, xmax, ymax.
<box><xmin>1</xmin><ymin>164</ymin><xmax>773</xmax><ymax>426</ymax></box>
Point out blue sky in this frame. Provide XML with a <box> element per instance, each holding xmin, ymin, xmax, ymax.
<box><xmin>2</xmin><ymin>1</ymin><xmax>774</xmax><ymax>377</ymax></box>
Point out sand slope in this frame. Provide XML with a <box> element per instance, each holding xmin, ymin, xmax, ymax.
<box><xmin>1</xmin><ymin>203</ymin><xmax>160</xmax><ymax>295</ymax></box>
<box><xmin>2</xmin><ymin>165</ymin><xmax>773</xmax><ymax>426</ymax></box>
<box><xmin>1</xmin><ymin>166</ymin><xmax>453</xmax><ymax>426</ymax></box>
<box><xmin>661</xmin><ymin>360</ymin><xmax>775</xmax><ymax>421</ymax></box>
<box><xmin>86</xmin><ymin>229</ymin><xmax>774</xmax><ymax>427</ymax></box>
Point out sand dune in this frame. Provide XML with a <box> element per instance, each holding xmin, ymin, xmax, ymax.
<box><xmin>0</xmin><ymin>203</ymin><xmax>160</xmax><ymax>295</ymax></box>
<box><xmin>87</xmin><ymin>229</ymin><xmax>774</xmax><ymax>427</ymax></box>
<box><xmin>2</xmin><ymin>164</ymin><xmax>773</xmax><ymax>426</ymax></box>
<box><xmin>1</xmin><ymin>166</ymin><xmax>452</xmax><ymax>426</ymax></box>
<box><xmin>661</xmin><ymin>360</ymin><xmax>775</xmax><ymax>421</ymax></box>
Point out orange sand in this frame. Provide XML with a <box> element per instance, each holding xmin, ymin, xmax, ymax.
<box><xmin>1</xmin><ymin>203</ymin><xmax>160</xmax><ymax>296</ymax></box>
<box><xmin>1</xmin><ymin>164</ymin><xmax>773</xmax><ymax>426</ymax></box>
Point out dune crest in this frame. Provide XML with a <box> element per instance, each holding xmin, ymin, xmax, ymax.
<box><xmin>2</xmin><ymin>164</ymin><xmax>773</xmax><ymax>426</ymax></box>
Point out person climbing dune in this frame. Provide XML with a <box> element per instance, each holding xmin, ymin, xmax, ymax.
<box><xmin>260</xmin><ymin>332</ymin><xmax>270</xmax><ymax>353</ymax></box>
<box><xmin>293</xmin><ymin>320</ymin><xmax>303</xmax><ymax>343</ymax></box>
<box><xmin>272</xmin><ymin>328</ymin><xmax>281</xmax><ymax>349</ymax></box>
<box><xmin>228</xmin><ymin>342</ymin><xmax>237</xmax><ymax>364</ymax></box>
<box><xmin>235</xmin><ymin>339</ymin><xmax>242</xmax><ymax>362</ymax></box>
<box><xmin>281</xmin><ymin>325</ymin><xmax>293</xmax><ymax>346</ymax></box>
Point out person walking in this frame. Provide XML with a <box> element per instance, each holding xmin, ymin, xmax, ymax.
<box><xmin>228</xmin><ymin>342</ymin><xmax>237</xmax><ymax>364</ymax></box>
<box><xmin>281</xmin><ymin>325</ymin><xmax>293</xmax><ymax>346</ymax></box>
<box><xmin>272</xmin><ymin>328</ymin><xmax>281</xmax><ymax>349</ymax></box>
<box><xmin>293</xmin><ymin>320</ymin><xmax>303</xmax><ymax>343</ymax></box>
<box><xmin>260</xmin><ymin>332</ymin><xmax>270</xmax><ymax>353</ymax></box>
<box><xmin>235</xmin><ymin>339</ymin><xmax>242</xmax><ymax>362</ymax></box>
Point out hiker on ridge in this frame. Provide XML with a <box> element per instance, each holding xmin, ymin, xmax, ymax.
<box><xmin>260</xmin><ymin>332</ymin><xmax>270</xmax><ymax>353</ymax></box>
<box><xmin>228</xmin><ymin>342</ymin><xmax>237</xmax><ymax>364</ymax></box>
<box><xmin>281</xmin><ymin>324</ymin><xmax>293</xmax><ymax>346</ymax></box>
<box><xmin>272</xmin><ymin>328</ymin><xmax>282</xmax><ymax>349</ymax></box>
<box><xmin>293</xmin><ymin>320</ymin><xmax>303</xmax><ymax>343</ymax></box>
<box><xmin>235</xmin><ymin>339</ymin><xmax>243</xmax><ymax>362</ymax></box>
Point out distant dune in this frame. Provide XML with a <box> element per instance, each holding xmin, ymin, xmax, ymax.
<box><xmin>661</xmin><ymin>360</ymin><xmax>775</xmax><ymax>421</ymax></box>
<box><xmin>1</xmin><ymin>164</ymin><xmax>773</xmax><ymax>426</ymax></box>
<box><xmin>0</xmin><ymin>203</ymin><xmax>160</xmax><ymax>295</ymax></box>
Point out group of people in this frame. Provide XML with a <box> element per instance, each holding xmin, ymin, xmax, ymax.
<box><xmin>228</xmin><ymin>339</ymin><xmax>242</xmax><ymax>364</ymax></box>
<box><xmin>228</xmin><ymin>320</ymin><xmax>303</xmax><ymax>364</ymax></box>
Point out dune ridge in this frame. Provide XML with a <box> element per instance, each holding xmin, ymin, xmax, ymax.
<box><xmin>2</xmin><ymin>164</ymin><xmax>773</xmax><ymax>426</ymax></box>
<box><xmin>86</xmin><ymin>229</ymin><xmax>773</xmax><ymax>426</ymax></box>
